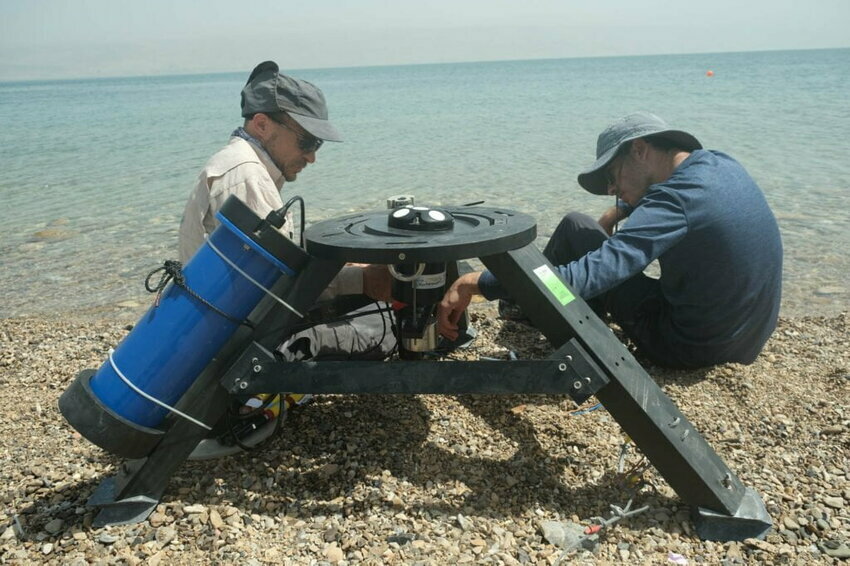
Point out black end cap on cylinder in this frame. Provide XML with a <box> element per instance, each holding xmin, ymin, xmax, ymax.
<box><xmin>219</xmin><ymin>195</ymin><xmax>310</xmax><ymax>272</ymax></box>
<box><xmin>59</xmin><ymin>370</ymin><xmax>164</xmax><ymax>459</ymax></box>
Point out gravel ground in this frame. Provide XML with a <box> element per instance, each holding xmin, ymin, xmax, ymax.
<box><xmin>0</xmin><ymin>304</ymin><xmax>847</xmax><ymax>565</ymax></box>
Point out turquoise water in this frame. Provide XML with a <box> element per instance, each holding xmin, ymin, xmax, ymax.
<box><xmin>1</xmin><ymin>48</ymin><xmax>848</xmax><ymax>318</ymax></box>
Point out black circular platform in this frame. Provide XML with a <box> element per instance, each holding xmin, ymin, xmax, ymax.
<box><xmin>305</xmin><ymin>206</ymin><xmax>537</xmax><ymax>263</ymax></box>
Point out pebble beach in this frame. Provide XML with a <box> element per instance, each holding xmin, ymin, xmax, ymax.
<box><xmin>0</xmin><ymin>302</ymin><xmax>847</xmax><ymax>565</ymax></box>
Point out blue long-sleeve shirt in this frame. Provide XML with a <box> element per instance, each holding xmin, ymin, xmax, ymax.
<box><xmin>478</xmin><ymin>150</ymin><xmax>783</xmax><ymax>362</ymax></box>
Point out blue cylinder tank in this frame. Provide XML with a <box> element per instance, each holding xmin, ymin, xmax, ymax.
<box><xmin>85</xmin><ymin>196</ymin><xmax>301</xmax><ymax>428</ymax></box>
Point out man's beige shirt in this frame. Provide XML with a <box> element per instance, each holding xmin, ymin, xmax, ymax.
<box><xmin>178</xmin><ymin>136</ymin><xmax>362</xmax><ymax>295</ymax></box>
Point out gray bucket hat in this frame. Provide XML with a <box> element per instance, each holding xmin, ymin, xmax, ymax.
<box><xmin>241</xmin><ymin>61</ymin><xmax>342</xmax><ymax>142</ymax></box>
<box><xmin>577</xmin><ymin>111</ymin><xmax>701</xmax><ymax>195</ymax></box>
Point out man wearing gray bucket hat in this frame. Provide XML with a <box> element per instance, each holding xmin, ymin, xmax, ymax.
<box><xmin>577</xmin><ymin>111</ymin><xmax>702</xmax><ymax>197</ymax></box>
<box><xmin>178</xmin><ymin>61</ymin><xmax>393</xmax><ymax>458</ymax></box>
<box><xmin>440</xmin><ymin>111</ymin><xmax>783</xmax><ymax>369</ymax></box>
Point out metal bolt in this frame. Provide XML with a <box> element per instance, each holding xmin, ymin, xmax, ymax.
<box><xmin>251</xmin><ymin>357</ymin><xmax>259</xmax><ymax>364</ymax></box>
<box><xmin>583</xmin><ymin>376</ymin><xmax>591</xmax><ymax>384</ymax></box>
<box><xmin>681</xmin><ymin>429</ymin><xmax>690</xmax><ymax>440</ymax></box>
<box><xmin>398</xmin><ymin>253</ymin><xmax>406</xmax><ymax>260</ymax></box>
<box><xmin>668</xmin><ymin>417</ymin><xmax>681</xmax><ymax>428</ymax></box>
<box><xmin>573</xmin><ymin>381</ymin><xmax>582</xmax><ymax>390</ymax></box>
<box><xmin>565</xmin><ymin>355</ymin><xmax>573</xmax><ymax>362</ymax></box>
<box><xmin>239</xmin><ymin>381</ymin><xmax>249</xmax><ymax>390</ymax></box>
<box><xmin>253</xmin><ymin>364</ymin><xmax>262</xmax><ymax>373</ymax></box>
<box><xmin>558</xmin><ymin>363</ymin><xmax>567</xmax><ymax>371</ymax></box>
<box><xmin>721</xmin><ymin>473</ymin><xmax>733</xmax><ymax>489</ymax></box>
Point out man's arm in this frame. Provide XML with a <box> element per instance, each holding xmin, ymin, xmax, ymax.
<box><xmin>359</xmin><ymin>264</ymin><xmax>392</xmax><ymax>301</ymax></box>
<box><xmin>597</xmin><ymin>202</ymin><xmax>633</xmax><ymax>235</ymax></box>
<box><xmin>437</xmin><ymin>271</ymin><xmax>482</xmax><ymax>340</ymax></box>
<box><xmin>320</xmin><ymin>264</ymin><xmax>392</xmax><ymax>302</ymax></box>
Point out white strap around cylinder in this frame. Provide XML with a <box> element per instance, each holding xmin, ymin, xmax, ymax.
<box><xmin>205</xmin><ymin>237</ymin><xmax>304</xmax><ymax>319</ymax></box>
<box><xmin>108</xmin><ymin>349</ymin><xmax>212</xmax><ymax>430</ymax></box>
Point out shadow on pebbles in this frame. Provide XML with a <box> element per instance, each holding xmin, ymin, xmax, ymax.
<box><xmin>0</xmin><ymin>307</ymin><xmax>847</xmax><ymax>564</ymax></box>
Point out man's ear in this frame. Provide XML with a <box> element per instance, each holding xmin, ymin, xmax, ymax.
<box><xmin>631</xmin><ymin>137</ymin><xmax>650</xmax><ymax>160</ymax></box>
<box><xmin>246</xmin><ymin>113</ymin><xmax>270</xmax><ymax>141</ymax></box>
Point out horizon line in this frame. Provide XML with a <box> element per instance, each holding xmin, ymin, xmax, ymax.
<box><xmin>1</xmin><ymin>45</ymin><xmax>847</xmax><ymax>85</ymax></box>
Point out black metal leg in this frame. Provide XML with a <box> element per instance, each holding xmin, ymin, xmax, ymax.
<box><xmin>481</xmin><ymin>244</ymin><xmax>770</xmax><ymax>540</ymax></box>
<box><xmin>249</xmin><ymin>256</ymin><xmax>346</xmax><ymax>351</ymax></box>
<box><xmin>86</xmin><ymin>256</ymin><xmax>345</xmax><ymax>526</ymax></box>
<box><xmin>88</xmin><ymin>369</ymin><xmax>233</xmax><ymax>527</ymax></box>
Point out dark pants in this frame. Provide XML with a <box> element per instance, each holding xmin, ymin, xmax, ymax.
<box><xmin>543</xmin><ymin>212</ymin><xmax>690</xmax><ymax>368</ymax></box>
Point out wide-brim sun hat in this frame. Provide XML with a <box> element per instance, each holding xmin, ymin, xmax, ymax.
<box><xmin>577</xmin><ymin>111</ymin><xmax>702</xmax><ymax>195</ymax></box>
<box><xmin>241</xmin><ymin>60</ymin><xmax>342</xmax><ymax>142</ymax></box>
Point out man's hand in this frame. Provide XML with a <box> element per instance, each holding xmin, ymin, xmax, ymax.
<box><xmin>437</xmin><ymin>272</ymin><xmax>483</xmax><ymax>341</ymax></box>
<box><xmin>597</xmin><ymin>205</ymin><xmax>626</xmax><ymax>236</ymax></box>
<box><xmin>361</xmin><ymin>264</ymin><xmax>392</xmax><ymax>302</ymax></box>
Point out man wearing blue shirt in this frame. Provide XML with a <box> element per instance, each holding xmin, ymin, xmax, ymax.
<box><xmin>438</xmin><ymin>112</ymin><xmax>783</xmax><ymax>368</ymax></box>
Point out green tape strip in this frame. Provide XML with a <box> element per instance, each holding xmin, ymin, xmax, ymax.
<box><xmin>533</xmin><ymin>265</ymin><xmax>575</xmax><ymax>306</ymax></box>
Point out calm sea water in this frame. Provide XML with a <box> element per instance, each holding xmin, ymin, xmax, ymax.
<box><xmin>1</xmin><ymin>49</ymin><xmax>848</xmax><ymax>319</ymax></box>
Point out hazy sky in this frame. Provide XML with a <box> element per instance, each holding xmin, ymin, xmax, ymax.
<box><xmin>1</xmin><ymin>0</ymin><xmax>848</xmax><ymax>81</ymax></box>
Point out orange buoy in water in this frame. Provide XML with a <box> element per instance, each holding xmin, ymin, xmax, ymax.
<box><xmin>706</xmin><ymin>70</ymin><xmax>714</xmax><ymax>77</ymax></box>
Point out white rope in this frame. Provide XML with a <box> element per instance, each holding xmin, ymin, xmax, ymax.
<box><xmin>388</xmin><ymin>262</ymin><xmax>425</xmax><ymax>282</ymax></box>
<box><xmin>108</xmin><ymin>349</ymin><xmax>212</xmax><ymax>430</ymax></box>
<box><xmin>205</xmin><ymin>237</ymin><xmax>304</xmax><ymax>319</ymax></box>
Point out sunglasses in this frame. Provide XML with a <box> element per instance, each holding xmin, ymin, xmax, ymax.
<box><xmin>269</xmin><ymin>114</ymin><xmax>324</xmax><ymax>153</ymax></box>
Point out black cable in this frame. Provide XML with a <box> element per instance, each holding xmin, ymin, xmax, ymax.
<box><xmin>279</xmin><ymin>195</ymin><xmax>306</xmax><ymax>247</ymax></box>
<box><xmin>144</xmin><ymin>260</ymin><xmax>253</xmax><ymax>328</ymax></box>
<box><xmin>345</xmin><ymin>301</ymin><xmax>395</xmax><ymax>360</ymax></box>
<box><xmin>222</xmin><ymin>396</ymin><xmax>288</xmax><ymax>452</ymax></box>
<box><xmin>259</xmin><ymin>303</ymin><xmax>395</xmax><ymax>339</ymax></box>
<box><xmin>220</xmin><ymin>393</ymin><xmax>279</xmax><ymax>449</ymax></box>
<box><xmin>614</xmin><ymin>195</ymin><xmax>621</xmax><ymax>234</ymax></box>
